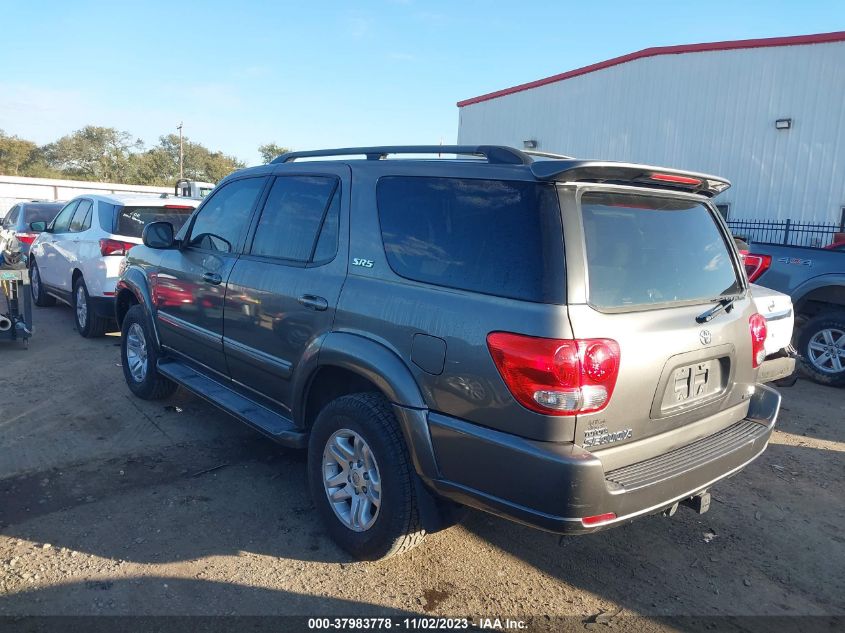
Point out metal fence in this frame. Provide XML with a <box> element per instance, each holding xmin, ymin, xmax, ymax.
<box><xmin>727</xmin><ymin>218</ymin><xmax>842</xmax><ymax>248</ymax></box>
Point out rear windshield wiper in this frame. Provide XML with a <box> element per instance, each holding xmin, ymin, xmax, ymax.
<box><xmin>696</xmin><ymin>294</ymin><xmax>742</xmax><ymax>324</ymax></box>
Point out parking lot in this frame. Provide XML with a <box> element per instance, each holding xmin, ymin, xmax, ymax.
<box><xmin>1</xmin><ymin>303</ymin><xmax>843</xmax><ymax>627</ymax></box>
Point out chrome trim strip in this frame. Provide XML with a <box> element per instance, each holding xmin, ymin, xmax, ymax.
<box><xmin>157</xmin><ymin>311</ymin><xmax>220</xmax><ymax>346</ymax></box>
<box><xmin>764</xmin><ymin>308</ymin><xmax>792</xmax><ymax>322</ymax></box>
<box><xmin>223</xmin><ymin>336</ymin><xmax>293</xmax><ymax>379</ymax></box>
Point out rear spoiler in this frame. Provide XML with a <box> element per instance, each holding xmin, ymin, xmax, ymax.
<box><xmin>530</xmin><ymin>160</ymin><xmax>730</xmax><ymax>198</ymax></box>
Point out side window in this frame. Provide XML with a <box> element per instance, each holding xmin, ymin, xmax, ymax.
<box><xmin>250</xmin><ymin>176</ymin><xmax>339</xmax><ymax>262</ymax></box>
<box><xmin>312</xmin><ymin>192</ymin><xmax>340</xmax><ymax>263</ymax></box>
<box><xmin>3</xmin><ymin>206</ymin><xmax>19</xmax><ymax>228</ymax></box>
<box><xmin>69</xmin><ymin>200</ymin><xmax>93</xmax><ymax>232</ymax></box>
<box><xmin>96</xmin><ymin>201</ymin><xmax>116</xmax><ymax>233</ymax></box>
<box><xmin>187</xmin><ymin>177</ymin><xmax>266</xmax><ymax>253</ymax></box>
<box><xmin>52</xmin><ymin>201</ymin><xmax>80</xmax><ymax>233</ymax></box>
<box><xmin>376</xmin><ymin>176</ymin><xmax>565</xmax><ymax>303</ymax></box>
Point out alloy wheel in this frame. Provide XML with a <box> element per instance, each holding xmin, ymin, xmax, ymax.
<box><xmin>125</xmin><ymin>323</ymin><xmax>149</xmax><ymax>383</ymax></box>
<box><xmin>31</xmin><ymin>266</ymin><xmax>40</xmax><ymax>300</ymax></box>
<box><xmin>807</xmin><ymin>327</ymin><xmax>845</xmax><ymax>374</ymax></box>
<box><xmin>322</xmin><ymin>429</ymin><xmax>382</xmax><ymax>532</ymax></box>
<box><xmin>75</xmin><ymin>285</ymin><xmax>88</xmax><ymax>328</ymax></box>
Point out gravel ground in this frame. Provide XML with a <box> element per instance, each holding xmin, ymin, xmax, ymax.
<box><xmin>0</xmin><ymin>303</ymin><xmax>843</xmax><ymax>630</ymax></box>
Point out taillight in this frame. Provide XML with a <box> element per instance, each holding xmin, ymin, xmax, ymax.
<box><xmin>649</xmin><ymin>173</ymin><xmax>702</xmax><ymax>186</ymax></box>
<box><xmin>749</xmin><ymin>313</ymin><xmax>768</xmax><ymax>368</ymax></box>
<box><xmin>99</xmin><ymin>239</ymin><xmax>136</xmax><ymax>256</ymax></box>
<box><xmin>14</xmin><ymin>232</ymin><xmax>37</xmax><ymax>246</ymax></box>
<box><xmin>486</xmin><ymin>332</ymin><xmax>621</xmax><ymax>416</ymax></box>
<box><xmin>581</xmin><ymin>512</ymin><xmax>617</xmax><ymax>527</ymax></box>
<box><xmin>742</xmin><ymin>252</ymin><xmax>772</xmax><ymax>282</ymax></box>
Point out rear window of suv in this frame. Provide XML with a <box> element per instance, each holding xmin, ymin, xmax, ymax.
<box><xmin>580</xmin><ymin>191</ymin><xmax>741</xmax><ymax>309</ymax></box>
<box><xmin>115</xmin><ymin>205</ymin><xmax>195</xmax><ymax>238</ymax></box>
<box><xmin>377</xmin><ymin>176</ymin><xmax>565</xmax><ymax>303</ymax></box>
<box><xmin>23</xmin><ymin>204</ymin><xmax>63</xmax><ymax>225</ymax></box>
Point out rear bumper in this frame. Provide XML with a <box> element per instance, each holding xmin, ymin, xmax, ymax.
<box><xmin>758</xmin><ymin>350</ymin><xmax>797</xmax><ymax>384</ymax></box>
<box><xmin>88</xmin><ymin>295</ymin><xmax>116</xmax><ymax>320</ymax></box>
<box><xmin>422</xmin><ymin>384</ymin><xmax>780</xmax><ymax>534</ymax></box>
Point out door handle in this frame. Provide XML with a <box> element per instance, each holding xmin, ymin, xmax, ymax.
<box><xmin>298</xmin><ymin>294</ymin><xmax>328</xmax><ymax>311</ymax></box>
<box><xmin>202</xmin><ymin>271</ymin><xmax>222</xmax><ymax>285</ymax></box>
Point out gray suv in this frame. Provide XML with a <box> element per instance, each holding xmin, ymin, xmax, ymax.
<box><xmin>115</xmin><ymin>146</ymin><xmax>781</xmax><ymax>560</ymax></box>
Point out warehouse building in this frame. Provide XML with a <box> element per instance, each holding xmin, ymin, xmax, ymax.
<box><xmin>457</xmin><ymin>31</ymin><xmax>845</xmax><ymax>236</ymax></box>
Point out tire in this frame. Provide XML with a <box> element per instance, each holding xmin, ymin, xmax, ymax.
<box><xmin>797</xmin><ymin>311</ymin><xmax>845</xmax><ymax>387</ymax></box>
<box><xmin>120</xmin><ymin>304</ymin><xmax>177</xmax><ymax>400</ymax></box>
<box><xmin>307</xmin><ymin>393</ymin><xmax>426</xmax><ymax>561</ymax></box>
<box><xmin>29</xmin><ymin>261</ymin><xmax>56</xmax><ymax>307</ymax></box>
<box><xmin>73</xmin><ymin>276</ymin><xmax>109</xmax><ymax>338</ymax></box>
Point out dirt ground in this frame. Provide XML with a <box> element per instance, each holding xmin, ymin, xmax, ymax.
<box><xmin>1</xmin><ymin>303</ymin><xmax>843</xmax><ymax>630</ymax></box>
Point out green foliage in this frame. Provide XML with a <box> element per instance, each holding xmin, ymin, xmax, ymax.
<box><xmin>134</xmin><ymin>134</ymin><xmax>245</xmax><ymax>186</ymax></box>
<box><xmin>44</xmin><ymin>126</ymin><xmax>143</xmax><ymax>182</ymax></box>
<box><xmin>0</xmin><ymin>126</ymin><xmax>258</xmax><ymax>187</ymax></box>
<box><xmin>258</xmin><ymin>142</ymin><xmax>289</xmax><ymax>164</ymax></box>
<box><xmin>0</xmin><ymin>130</ymin><xmax>43</xmax><ymax>176</ymax></box>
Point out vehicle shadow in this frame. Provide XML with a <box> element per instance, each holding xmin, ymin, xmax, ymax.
<box><xmin>0</xmin><ymin>575</ymin><xmax>422</xmax><ymax>619</ymax></box>
<box><xmin>1</xmin><ymin>423</ymin><xmax>842</xmax><ymax>619</ymax></box>
<box><xmin>459</xmin><ymin>440</ymin><xmax>845</xmax><ymax>616</ymax></box>
<box><xmin>0</xmin><ymin>432</ymin><xmax>351</xmax><ymax>565</ymax></box>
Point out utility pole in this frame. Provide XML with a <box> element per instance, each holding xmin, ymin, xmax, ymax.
<box><xmin>177</xmin><ymin>122</ymin><xmax>184</xmax><ymax>180</ymax></box>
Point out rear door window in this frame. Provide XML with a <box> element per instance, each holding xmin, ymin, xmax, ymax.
<box><xmin>51</xmin><ymin>201</ymin><xmax>80</xmax><ymax>233</ymax></box>
<box><xmin>4</xmin><ymin>206</ymin><xmax>20</xmax><ymax>228</ymax></box>
<box><xmin>249</xmin><ymin>176</ymin><xmax>339</xmax><ymax>263</ymax></box>
<box><xmin>69</xmin><ymin>200</ymin><xmax>93</xmax><ymax>232</ymax></box>
<box><xmin>377</xmin><ymin>176</ymin><xmax>565</xmax><ymax>303</ymax></box>
<box><xmin>115</xmin><ymin>205</ymin><xmax>196</xmax><ymax>238</ymax></box>
<box><xmin>580</xmin><ymin>191</ymin><xmax>741</xmax><ymax>309</ymax></box>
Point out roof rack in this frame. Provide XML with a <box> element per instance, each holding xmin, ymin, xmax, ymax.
<box><xmin>271</xmin><ymin>145</ymin><xmax>533</xmax><ymax>166</ymax></box>
<box><xmin>522</xmin><ymin>149</ymin><xmax>574</xmax><ymax>160</ymax></box>
<box><xmin>269</xmin><ymin>146</ymin><xmax>728</xmax><ymax>197</ymax></box>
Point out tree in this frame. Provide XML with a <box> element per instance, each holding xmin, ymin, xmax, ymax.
<box><xmin>0</xmin><ymin>126</ymin><xmax>245</xmax><ymax>185</ymax></box>
<box><xmin>258</xmin><ymin>142</ymin><xmax>289</xmax><ymax>164</ymax></box>
<box><xmin>132</xmin><ymin>134</ymin><xmax>245</xmax><ymax>186</ymax></box>
<box><xmin>0</xmin><ymin>130</ymin><xmax>40</xmax><ymax>176</ymax></box>
<box><xmin>44</xmin><ymin>126</ymin><xmax>142</xmax><ymax>182</ymax></box>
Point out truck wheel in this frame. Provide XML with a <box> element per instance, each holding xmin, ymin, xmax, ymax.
<box><xmin>121</xmin><ymin>304</ymin><xmax>177</xmax><ymax>400</ymax></box>
<box><xmin>307</xmin><ymin>393</ymin><xmax>426</xmax><ymax>560</ymax></box>
<box><xmin>73</xmin><ymin>277</ymin><xmax>108</xmax><ymax>338</ymax></box>
<box><xmin>797</xmin><ymin>311</ymin><xmax>845</xmax><ymax>387</ymax></box>
<box><xmin>30</xmin><ymin>261</ymin><xmax>56</xmax><ymax>307</ymax></box>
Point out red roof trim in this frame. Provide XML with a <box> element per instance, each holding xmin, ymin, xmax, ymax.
<box><xmin>457</xmin><ymin>31</ymin><xmax>845</xmax><ymax>107</ymax></box>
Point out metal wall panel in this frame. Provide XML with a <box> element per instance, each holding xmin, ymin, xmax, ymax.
<box><xmin>458</xmin><ymin>42</ymin><xmax>845</xmax><ymax>224</ymax></box>
<box><xmin>0</xmin><ymin>175</ymin><xmax>172</xmax><ymax>214</ymax></box>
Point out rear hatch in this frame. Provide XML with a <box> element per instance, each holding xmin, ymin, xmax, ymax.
<box><xmin>566</xmin><ymin>188</ymin><xmax>755</xmax><ymax>460</ymax></box>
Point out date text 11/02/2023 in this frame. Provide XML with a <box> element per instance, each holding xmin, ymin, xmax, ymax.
<box><xmin>307</xmin><ymin>617</ymin><xmax>528</xmax><ymax>630</ymax></box>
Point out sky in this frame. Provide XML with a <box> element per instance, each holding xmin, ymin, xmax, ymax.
<box><xmin>1</xmin><ymin>0</ymin><xmax>844</xmax><ymax>166</ymax></box>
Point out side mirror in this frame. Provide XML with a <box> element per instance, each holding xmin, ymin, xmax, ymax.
<box><xmin>142</xmin><ymin>221</ymin><xmax>175</xmax><ymax>249</ymax></box>
<box><xmin>30</xmin><ymin>221</ymin><xmax>47</xmax><ymax>232</ymax></box>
